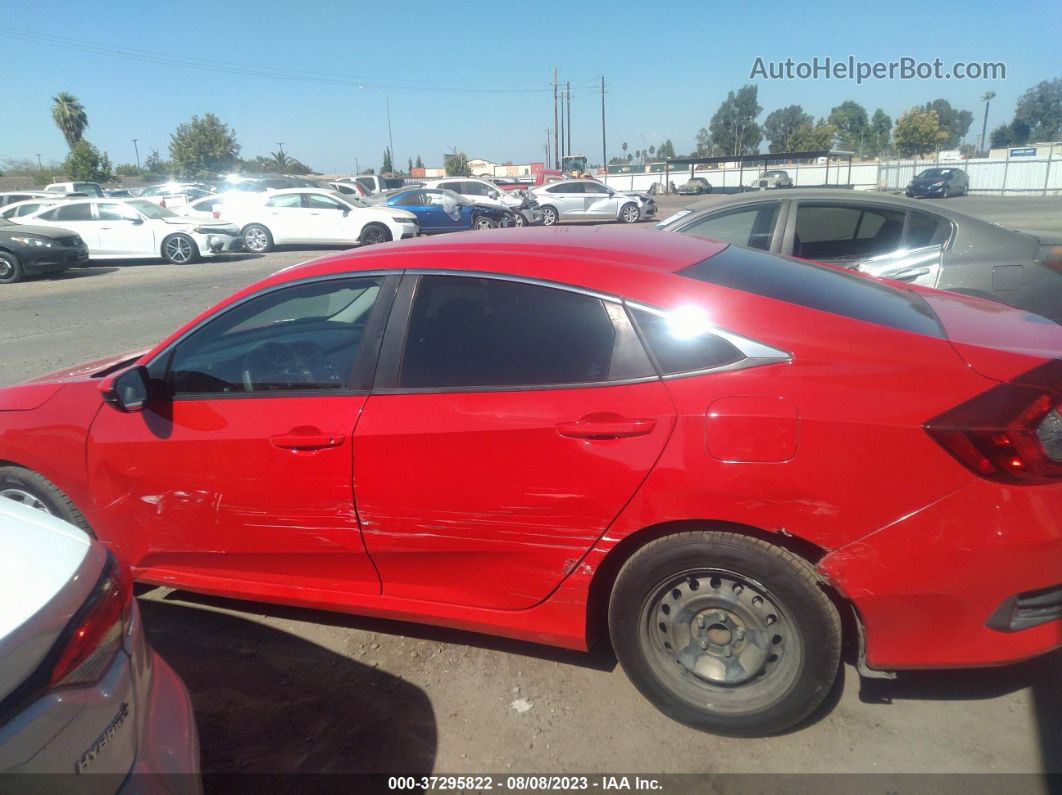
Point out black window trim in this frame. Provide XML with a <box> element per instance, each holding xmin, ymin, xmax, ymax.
<box><xmin>144</xmin><ymin>272</ymin><xmax>401</xmax><ymax>401</ymax></box>
<box><xmin>624</xmin><ymin>300</ymin><xmax>792</xmax><ymax>381</ymax></box>
<box><xmin>371</xmin><ymin>270</ymin><xmax>662</xmax><ymax>395</ymax></box>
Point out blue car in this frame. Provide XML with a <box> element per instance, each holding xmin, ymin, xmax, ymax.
<box><xmin>383</xmin><ymin>188</ymin><xmax>515</xmax><ymax>234</ymax></box>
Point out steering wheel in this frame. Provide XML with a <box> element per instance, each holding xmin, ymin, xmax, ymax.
<box><xmin>241</xmin><ymin>340</ymin><xmax>316</xmax><ymax>391</ymax></box>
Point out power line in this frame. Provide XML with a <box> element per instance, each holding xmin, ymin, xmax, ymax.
<box><xmin>1</xmin><ymin>27</ymin><xmax>602</xmax><ymax>94</ymax></box>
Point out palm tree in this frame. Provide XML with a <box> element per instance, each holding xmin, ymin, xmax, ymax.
<box><xmin>270</xmin><ymin>150</ymin><xmax>293</xmax><ymax>170</ymax></box>
<box><xmin>51</xmin><ymin>92</ymin><xmax>88</xmax><ymax>149</ymax></box>
<box><xmin>979</xmin><ymin>91</ymin><xmax>996</xmax><ymax>155</ymax></box>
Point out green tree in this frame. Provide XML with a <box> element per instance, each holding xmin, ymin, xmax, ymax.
<box><xmin>415</xmin><ymin>154</ymin><xmax>424</xmax><ymax>168</ymax></box>
<box><xmin>923</xmin><ymin>99</ymin><xmax>974</xmax><ymax>148</ymax></box>
<box><xmin>763</xmin><ymin>105</ymin><xmax>813</xmax><ymax>153</ymax></box>
<box><xmin>51</xmin><ymin>92</ymin><xmax>88</xmax><ymax>149</ymax></box>
<box><xmin>893</xmin><ymin>107</ymin><xmax>949</xmax><ymax>156</ymax></box>
<box><xmin>656</xmin><ymin>139</ymin><xmax>676</xmax><ymax>160</ymax></box>
<box><xmin>407</xmin><ymin>157</ymin><xmax>413</xmax><ymax>173</ymax></box>
<box><xmin>114</xmin><ymin>163</ymin><xmax>140</xmax><ymax>177</ymax></box>
<box><xmin>142</xmin><ymin>149</ymin><xmax>170</xmax><ymax>178</ymax></box>
<box><xmin>382</xmin><ymin>147</ymin><xmax>393</xmax><ymax>174</ymax></box>
<box><xmin>443</xmin><ymin>151</ymin><xmax>470</xmax><ymax>176</ymax></box>
<box><xmin>868</xmin><ymin>109</ymin><xmax>892</xmax><ymax>157</ymax></box>
<box><xmin>786</xmin><ymin>120</ymin><xmax>836</xmax><ymax>152</ymax></box>
<box><xmin>707</xmin><ymin>84</ymin><xmax>762</xmax><ymax>156</ymax></box>
<box><xmin>63</xmin><ymin>139</ymin><xmax>112</xmax><ymax>182</ymax></box>
<box><xmin>828</xmin><ymin>100</ymin><xmax>869</xmax><ymax>153</ymax></box>
<box><xmin>1014</xmin><ymin>78</ymin><xmax>1062</xmax><ymax>142</ymax></box>
<box><xmin>990</xmin><ymin>119</ymin><xmax>1031</xmax><ymax>148</ymax></box>
<box><xmin>169</xmin><ymin>113</ymin><xmax>240</xmax><ymax>178</ymax></box>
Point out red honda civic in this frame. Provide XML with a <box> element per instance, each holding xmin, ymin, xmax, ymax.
<box><xmin>2</xmin><ymin>227</ymin><xmax>1060</xmax><ymax>736</ymax></box>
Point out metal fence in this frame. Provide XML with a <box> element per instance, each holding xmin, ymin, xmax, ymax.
<box><xmin>878</xmin><ymin>155</ymin><xmax>1061</xmax><ymax>196</ymax></box>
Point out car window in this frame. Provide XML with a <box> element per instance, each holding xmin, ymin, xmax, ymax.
<box><xmin>629</xmin><ymin>307</ymin><xmax>745</xmax><ymax>375</ymax></box>
<box><xmin>306</xmin><ymin>193</ymin><xmax>345</xmax><ymax>210</ymax></box>
<box><xmin>161</xmin><ymin>277</ymin><xmax>384</xmax><ymax>395</ymax></box>
<box><xmin>52</xmin><ymin>203</ymin><xmax>95</xmax><ymax>221</ymax></box>
<box><xmin>97</xmin><ymin>203</ymin><xmax>141</xmax><ymax>221</ymax></box>
<box><xmin>679</xmin><ymin>204</ymin><xmax>778</xmax><ymax>251</ymax></box>
<box><xmin>547</xmin><ymin>182</ymin><xmax>583</xmax><ymax>194</ymax></box>
<box><xmin>680</xmin><ymin>245</ymin><xmax>944</xmax><ymax>339</ymax></box>
<box><xmin>266</xmin><ymin>193</ymin><xmax>302</xmax><ymax>208</ymax></box>
<box><xmin>399</xmin><ymin>275</ymin><xmax>652</xmax><ymax>389</ymax></box>
<box><xmin>793</xmin><ymin>204</ymin><xmax>906</xmax><ymax>261</ymax></box>
<box><xmin>461</xmin><ymin>182</ymin><xmax>489</xmax><ymax>196</ymax></box>
<box><xmin>907</xmin><ymin>211</ymin><xmax>950</xmax><ymax>248</ymax></box>
<box><xmin>355</xmin><ymin>178</ymin><xmax>376</xmax><ymax>191</ymax></box>
<box><xmin>395</xmin><ymin>191</ymin><xmax>426</xmax><ymax>207</ymax></box>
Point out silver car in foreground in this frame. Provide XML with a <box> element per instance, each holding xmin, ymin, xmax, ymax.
<box><xmin>0</xmin><ymin>495</ymin><xmax>200</xmax><ymax>790</ymax></box>
<box><xmin>657</xmin><ymin>189</ymin><xmax>1062</xmax><ymax>323</ymax></box>
<box><xmin>529</xmin><ymin>179</ymin><xmax>657</xmax><ymax>226</ymax></box>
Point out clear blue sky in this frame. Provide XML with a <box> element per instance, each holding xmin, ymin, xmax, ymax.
<box><xmin>1</xmin><ymin>0</ymin><xmax>1058</xmax><ymax>172</ymax></box>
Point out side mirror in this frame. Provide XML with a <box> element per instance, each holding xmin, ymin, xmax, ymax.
<box><xmin>489</xmin><ymin>191</ymin><xmax>500</xmax><ymax>199</ymax></box>
<box><xmin>130</xmin><ymin>217</ymin><xmax>144</xmax><ymax>225</ymax></box>
<box><xmin>342</xmin><ymin>207</ymin><xmax>350</xmax><ymax>216</ymax></box>
<box><xmin>101</xmin><ymin>365</ymin><xmax>151</xmax><ymax>412</ymax></box>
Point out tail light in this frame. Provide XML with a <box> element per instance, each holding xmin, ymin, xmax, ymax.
<box><xmin>925</xmin><ymin>360</ymin><xmax>1062</xmax><ymax>484</ymax></box>
<box><xmin>1036</xmin><ymin>245</ymin><xmax>1062</xmax><ymax>275</ymax></box>
<box><xmin>48</xmin><ymin>555</ymin><xmax>133</xmax><ymax>688</ymax></box>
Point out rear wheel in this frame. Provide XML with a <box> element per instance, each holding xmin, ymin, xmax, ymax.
<box><xmin>161</xmin><ymin>233</ymin><xmax>199</xmax><ymax>264</ymax></box>
<box><xmin>359</xmin><ymin>223</ymin><xmax>392</xmax><ymax>245</ymax></box>
<box><xmin>0</xmin><ymin>251</ymin><xmax>24</xmax><ymax>284</ymax></box>
<box><xmin>609</xmin><ymin>530</ymin><xmax>841</xmax><ymax>736</ymax></box>
<box><xmin>243</xmin><ymin>224</ymin><xmax>274</xmax><ymax>253</ymax></box>
<box><xmin>541</xmin><ymin>206</ymin><xmax>559</xmax><ymax>226</ymax></box>
<box><xmin>0</xmin><ymin>466</ymin><xmax>94</xmax><ymax>535</ymax></box>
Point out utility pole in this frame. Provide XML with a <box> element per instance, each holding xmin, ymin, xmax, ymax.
<box><xmin>553</xmin><ymin>67</ymin><xmax>559</xmax><ymax>170</ymax></box>
<box><xmin>559</xmin><ymin>88</ymin><xmax>565</xmax><ymax>164</ymax></box>
<box><xmin>545</xmin><ymin>128</ymin><xmax>551</xmax><ymax>170</ymax></box>
<box><xmin>385</xmin><ymin>95</ymin><xmax>395</xmax><ymax>175</ymax></box>
<box><xmin>601</xmin><ymin>76</ymin><xmax>606</xmax><ymax>172</ymax></box>
<box><xmin>131</xmin><ymin>139</ymin><xmax>140</xmax><ymax>174</ymax></box>
<box><xmin>566</xmin><ymin>81</ymin><xmax>572</xmax><ymax>159</ymax></box>
<box><xmin>35</xmin><ymin>153</ymin><xmax>43</xmax><ymax>174</ymax></box>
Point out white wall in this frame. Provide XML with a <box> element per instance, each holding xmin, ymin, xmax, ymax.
<box><xmin>878</xmin><ymin>156</ymin><xmax>1062</xmax><ymax>195</ymax></box>
<box><xmin>601</xmin><ymin>162</ymin><xmax>881</xmax><ymax>193</ymax></box>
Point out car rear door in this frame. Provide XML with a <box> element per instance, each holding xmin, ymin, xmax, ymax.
<box><xmin>260</xmin><ymin>192</ymin><xmax>306</xmax><ymax>243</ymax></box>
<box><xmin>86</xmin><ymin>275</ymin><xmax>398</xmax><ymax>595</ymax></box>
<box><xmin>34</xmin><ymin>202</ymin><xmax>102</xmax><ymax>252</ymax></box>
<box><xmin>352</xmin><ymin>273</ymin><xmax>675</xmax><ymax>610</ymax></box>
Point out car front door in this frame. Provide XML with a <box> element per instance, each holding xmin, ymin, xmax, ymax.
<box><xmin>584</xmin><ymin>184</ymin><xmax>619</xmax><ymax>217</ymax></box>
<box><xmin>543</xmin><ymin>182</ymin><xmax>585</xmax><ymax>217</ymax></box>
<box><xmin>87</xmin><ymin>275</ymin><xmax>398</xmax><ymax>595</ymax></box>
<box><xmin>353</xmin><ymin>273</ymin><xmax>675</xmax><ymax>610</ymax></box>
<box><xmin>95</xmin><ymin>203</ymin><xmax>156</xmax><ymax>256</ymax></box>
<box><xmin>304</xmin><ymin>193</ymin><xmax>353</xmax><ymax>243</ymax></box>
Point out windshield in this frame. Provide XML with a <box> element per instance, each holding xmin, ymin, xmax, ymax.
<box><xmin>126</xmin><ymin>199</ymin><xmax>178</xmax><ymax>218</ymax></box>
<box><xmin>917</xmin><ymin>169</ymin><xmax>951</xmax><ymax>179</ymax></box>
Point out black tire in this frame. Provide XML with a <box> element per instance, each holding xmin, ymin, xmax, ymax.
<box><xmin>540</xmin><ymin>206</ymin><xmax>559</xmax><ymax>226</ymax></box>
<box><xmin>705</xmin><ymin>184</ymin><xmax>713</xmax><ymax>194</ymax></box>
<box><xmin>360</xmin><ymin>223</ymin><xmax>392</xmax><ymax>246</ymax></box>
<box><xmin>609</xmin><ymin>530</ymin><xmax>841</xmax><ymax>737</ymax></box>
<box><xmin>0</xmin><ymin>466</ymin><xmax>94</xmax><ymax>535</ymax></box>
<box><xmin>242</xmin><ymin>224</ymin><xmax>274</xmax><ymax>253</ymax></box>
<box><xmin>0</xmin><ymin>251</ymin><xmax>24</xmax><ymax>284</ymax></box>
<box><xmin>511</xmin><ymin>212</ymin><xmax>527</xmax><ymax>228</ymax></box>
<box><xmin>161</xmin><ymin>233</ymin><xmax>200</xmax><ymax>264</ymax></box>
<box><xmin>472</xmin><ymin>215</ymin><xmax>496</xmax><ymax>231</ymax></box>
<box><xmin>619</xmin><ymin>202</ymin><xmax>641</xmax><ymax>224</ymax></box>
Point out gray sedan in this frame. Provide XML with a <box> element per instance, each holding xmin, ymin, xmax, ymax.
<box><xmin>657</xmin><ymin>189</ymin><xmax>1062</xmax><ymax>322</ymax></box>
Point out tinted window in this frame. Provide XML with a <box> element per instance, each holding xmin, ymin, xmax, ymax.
<box><xmin>680</xmin><ymin>205</ymin><xmax>778</xmax><ymax>251</ymax></box>
<box><xmin>907</xmin><ymin>211</ymin><xmax>950</xmax><ymax>248</ymax></box>
<box><xmin>680</xmin><ymin>246</ymin><xmax>944</xmax><ymax>338</ymax></box>
<box><xmin>306</xmin><ymin>193</ymin><xmax>345</xmax><ymax>210</ymax></box>
<box><xmin>266</xmin><ymin>193</ymin><xmax>301</xmax><ymax>208</ymax></box>
<box><xmin>53</xmin><ymin>203</ymin><xmax>94</xmax><ymax>221</ymax></box>
<box><xmin>547</xmin><ymin>182</ymin><xmax>583</xmax><ymax>194</ymax></box>
<box><xmin>399</xmin><ymin>276</ymin><xmax>649</xmax><ymax>388</ymax></box>
<box><xmin>462</xmin><ymin>182</ymin><xmax>489</xmax><ymax>196</ymax></box>
<box><xmin>163</xmin><ymin>278</ymin><xmax>383</xmax><ymax>394</ymax></box>
<box><xmin>794</xmin><ymin>204</ymin><xmax>905</xmax><ymax>261</ymax></box>
<box><xmin>395</xmin><ymin>191</ymin><xmax>426</xmax><ymax>207</ymax></box>
<box><xmin>630</xmin><ymin>307</ymin><xmax>745</xmax><ymax>375</ymax></box>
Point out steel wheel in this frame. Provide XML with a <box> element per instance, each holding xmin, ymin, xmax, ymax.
<box><xmin>162</xmin><ymin>234</ymin><xmax>197</xmax><ymax>264</ymax></box>
<box><xmin>0</xmin><ymin>487</ymin><xmax>52</xmax><ymax>514</ymax></box>
<box><xmin>541</xmin><ymin>206</ymin><xmax>558</xmax><ymax>226</ymax></box>
<box><xmin>243</xmin><ymin>225</ymin><xmax>273</xmax><ymax>253</ymax></box>
<box><xmin>642</xmin><ymin>569</ymin><xmax>800</xmax><ymax>704</ymax></box>
<box><xmin>620</xmin><ymin>202</ymin><xmax>641</xmax><ymax>223</ymax></box>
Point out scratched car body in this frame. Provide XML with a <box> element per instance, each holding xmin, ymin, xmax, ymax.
<box><xmin>1</xmin><ymin>227</ymin><xmax>1061</xmax><ymax>736</ymax></box>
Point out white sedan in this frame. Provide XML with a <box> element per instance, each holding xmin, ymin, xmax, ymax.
<box><xmin>0</xmin><ymin>492</ymin><xmax>200</xmax><ymax>785</ymax></box>
<box><xmin>19</xmin><ymin>198</ymin><xmax>241</xmax><ymax>264</ymax></box>
<box><xmin>528</xmin><ymin>179</ymin><xmax>657</xmax><ymax>226</ymax></box>
<box><xmin>215</xmin><ymin>188</ymin><xmax>419</xmax><ymax>252</ymax></box>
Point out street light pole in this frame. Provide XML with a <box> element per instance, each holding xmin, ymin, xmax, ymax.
<box><xmin>276</xmin><ymin>142</ymin><xmax>285</xmax><ymax>157</ymax></box>
<box><xmin>131</xmin><ymin>139</ymin><xmax>140</xmax><ymax>174</ymax></box>
<box><xmin>385</xmin><ymin>95</ymin><xmax>395</xmax><ymax>175</ymax></box>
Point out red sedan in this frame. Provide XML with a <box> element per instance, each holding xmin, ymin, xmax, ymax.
<box><xmin>2</xmin><ymin>228</ymin><xmax>1060</xmax><ymax>736</ymax></box>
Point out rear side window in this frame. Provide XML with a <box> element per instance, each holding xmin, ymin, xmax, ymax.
<box><xmin>907</xmin><ymin>211</ymin><xmax>950</xmax><ymax>248</ymax></box>
<box><xmin>629</xmin><ymin>307</ymin><xmax>745</xmax><ymax>375</ymax></box>
<box><xmin>399</xmin><ymin>275</ymin><xmax>652</xmax><ymax>389</ymax></box>
<box><xmin>680</xmin><ymin>245</ymin><xmax>944</xmax><ymax>338</ymax></box>
<box><xmin>793</xmin><ymin>204</ymin><xmax>906</xmax><ymax>261</ymax></box>
<box><xmin>53</xmin><ymin>203</ymin><xmax>94</xmax><ymax>221</ymax></box>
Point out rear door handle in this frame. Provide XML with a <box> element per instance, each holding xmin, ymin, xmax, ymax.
<box><xmin>556</xmin><ymin>415</ymin><xmax>657</xmax><ymax>440</ymax></box>
<box><xmin>270</xmin><ymin>430</ymin><xmax>347</xmax><ymax>451</ymax></box>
